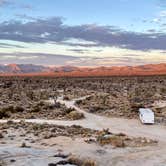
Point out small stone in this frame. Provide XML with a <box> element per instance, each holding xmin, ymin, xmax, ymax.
<box><xmin>20</xmin><ymin>142</ymin><xmax>30</xmax><ymax>148</ymax></box>
<box><xmin>10</xmin><ymin>159</ymin><xmax>16</xmax><ymax>163</ymax></box>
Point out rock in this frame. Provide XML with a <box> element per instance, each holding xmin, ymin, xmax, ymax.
<box><xmin>48</xmin><ymin>160</ymin><xmax>70</xmax><ymax>166</ymax></box>
<box><xmin>85</xmin><ymin>138</ymin><xmax>96</xmax><ymax>144</ymax></box>
<box><xmin>48</xmin><ymin>163</ymin><xmax>57</xmax><ymax>166</ymax></box>
<box><xmin>10</xmin><ymin>159</ymin><xmax>16</xmax><ymax>163</ymax></box>
<box><xmin>20</xmin><ymin>142</ymin><xmax>30</xmax><ymax>148</ymax></box>
<box><xmin>96</xmin><ymin>149</ymin><xmax>106</xmax><ymax>155</ymax></box>
<box><xmin>7</xmin><ymin>120</ymin><xmax>14</xmax><ymax>125</ymax></box>
<box><xmin>53</xmin><ymin>153</ymin><xmax>69</xmax><ymax>159</ymax></box>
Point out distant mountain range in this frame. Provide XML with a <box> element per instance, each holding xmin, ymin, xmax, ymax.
<box><xmin>1</xmin><ymin>63</ymin><xmax>166</xmax><ymax>76</ymax></box>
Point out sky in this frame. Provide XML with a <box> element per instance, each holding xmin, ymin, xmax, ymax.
<box><xmin>0</xmin><ymin>0</ymin><xmax>166</xmax><ymax>66</ymax></box>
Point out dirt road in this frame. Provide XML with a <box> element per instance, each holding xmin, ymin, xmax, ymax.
<box><xmin>1</xmin><ymin>96</ymin><xmax>165</xmax><ymax>142</ymax></box>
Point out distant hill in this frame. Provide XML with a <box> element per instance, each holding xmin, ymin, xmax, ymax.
<box><xmin>0</xmin><ymin>64</ymin><xmax>50</xmax><ymax>74</ymax></box>
<box><xmin>1</xmin><ymin>63</ymin><xmax>166</xmax><ymax>76</ymax></box>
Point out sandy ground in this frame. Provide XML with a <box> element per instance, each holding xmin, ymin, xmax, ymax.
<box><xmin>0</xmin><ymin>95</ymin><xmax>166</xmax><ymax>166</ymax></box>
<box><xmin>0</xmin><ymin>145</ymin><xmax>65</xmax><ymax>166</ymax></box>
<box><xmin>41</xmin><ymin>136</ymin><xmax>166</xmax><ymax>166</ymax></box>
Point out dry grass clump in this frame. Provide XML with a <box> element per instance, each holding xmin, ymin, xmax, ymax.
<box><xmin>14</xmin><ymin>106</ymin><xmax>24</xmax><ymax>112</ymax></box>
<box><xmin>49</xmin><ymin>155</ymin><xmax>97</xmax><ymax>166</ymax></box>
<box><xmin>97</xmin><ymin>135</ymin><xmax>125</xmax><ymax>147</ymax></box>
<box><xmin>0</xmin><ymin>109</ymin><xmax>10</xmax><ymax>119</ymax></box>
<box><xmin>97</xmin><ymin>131</ymin><xmax>125</xmax><ymax>147</ymax></box>
<box><xmin>96</xmin><ymin>129</ymin><xmax>157</xmax><ymax>148</ymax></box>
<box><xmin>30</xmin><ymin>105</ymin><xmax>41</xmax><ymax>113</ymax></box>
<box><xmin>63</xmin><ymin>96</ymin><xmax>70</xmax><ymax>100</ymax></box>
<box><xmin>68</xmin><ymin>155</ymin><xmax>96</xmax><ymax>166</ymax></box>
<box><xmin>0</xmin><ymin>106</ymin><xmax>24</xmax><ymax>119</ymax></box>
<box><xmin>67</xmin><ymin>111</ymin><xmax>85</xmax><ymax>120</ymax></box>
<box><xmin>0</xmin><ymin>121</ymin><xmax>97</xmax><ymax>139</ymax></box>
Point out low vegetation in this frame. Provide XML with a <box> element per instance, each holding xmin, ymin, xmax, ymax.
<box><xmin>96</xmin><ymin>129</ymin><xmax>157</xmax><ymax>147</ymax></box>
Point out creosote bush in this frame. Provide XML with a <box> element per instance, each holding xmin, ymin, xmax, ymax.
<box><xmin>30</xmin><ymin>105</ymin><xmax>41</xmax><ymax>113</ymax></box>
<box><xmin>68</xmin><ymin>156</ymin><xmax>96</xmax><ymax>166</ymax></box>
<box><xmin>67</xmin><ymin>111</ymin><xmax>85</xmax><ymax>120</ymax></box>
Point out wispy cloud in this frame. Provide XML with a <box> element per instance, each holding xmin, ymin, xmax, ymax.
<box><xmin>0</xmin><ymin>52</ymin><xmax>80</xmax><ymax>65</ymax></box>
<box><xmin>0</xmin><ymin>42</ymin><xmax>26</xmax><ymax>48</ymax></box>
<box><xmin>66</xmin><ymin>48</ymin><xmax>102</xmax><ymax>54</ymax></box>
<box><xmin>0</xmin><ymin>0</ymin><xmax>33</xmax><ymax>10</ymax></box>
<box><xmin>0</xmin><ymin>0</ymin><xmax>12</xmax><ymax>6</ymax></box>
<box><xmin>158</xmin><ymin>0</ymin><xmax>166</xmax><ymax>7</ymax></box>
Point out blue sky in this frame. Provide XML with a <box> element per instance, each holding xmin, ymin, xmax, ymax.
<box><xmin>1</xmin><ymin>0</ymin><xmax>162</xmax><ymax>31</ymax></box>
<box><xmin>0</xmin><ymin>0</ymin><xmax>166</xmax><ymax>66</ymax></box>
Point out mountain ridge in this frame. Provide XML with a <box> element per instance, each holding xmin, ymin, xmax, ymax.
<box><xmin>1</xmin><ymin>63</ymin><xmax>166</xmax><ymax>76</ymax></box>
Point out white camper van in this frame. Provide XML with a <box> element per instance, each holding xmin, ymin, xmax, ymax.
<box><xmin>139</xmin><ymin>108</ymin><xmax>154</xmax><ymax>124</ymax></box>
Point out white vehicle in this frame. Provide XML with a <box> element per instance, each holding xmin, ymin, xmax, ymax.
<box><xmin>139</xmin><ymin>108</ymin><xmax>154</xmax><ymax>124</ymax></box>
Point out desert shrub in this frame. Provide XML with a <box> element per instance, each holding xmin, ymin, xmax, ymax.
<box><xmin>97</xmin><ymin>135</ymin><xmax>125</xmax><ymax>147</ymax></box>
<box><xmin>83</xmin><ymin>160</ymin><xmax>96</xmax><ymax>166</ymax></box>
<box><xmin>86</xmin><ymin>96</ymin><xmax>92</xmax><ymax>100</ymax></box>
<box><xmin>68</xmin><ymin>156</ymin><xmax>96</xmax><ymax>166</ymax></box>
<box><xmin>2</xmin><ymin>106</ymin><xmax>14</xmax><ymax>113</ymax></box>
<box><xmin>0</xmin><ymin>109</ymin><xmax>10</xmax><ymax>119</ymax></box>
<box><xmin>30</xmin><ymin>105</ymin><xmax>41</xmax><ymax>113</ymax></box>
<box><xmin>65</xmin><ymin>107</ymin><xmax>75</xmax><ymax>114</ymax></box>
<box><xmin>37</xmin><ymin>101</ymin><xmax>45</xmax><ymax>107</ymax></box>
<box><xmin>76</xmin><ymin>100</ymin><xmax>82</xmax><ymax>105</ymax></box>
<box><xmin>67</xmin><ymin>111</ymin><xmax>85</xmax><ymax>120</ymax></box>
<box><xmin>0</xmin><ymin>133</ymin><xmax>4</xmax><ymax>138</ymax></box>
<box><xmin>96</xmin><ymin>129</ymin><xmax>125</xmax><ymax>147</ymax></box>
<box><xmin>89</xmin><ymin>106</ymin><xmax>102</xmax><ymax>113</ymax></box>
<box><xmin>54</xmin><ymin>102</ymin><xmax>61</xmax><ymax>108</ymax></box>
<box><xmin>15</xmin><ymin>106</ymin><xmax>24</xmax><ymax>112</ymax></box>
<box><xmin>63</xmin><ymin>96</ymin><xmax>70</xmax><ymax>100</ymax></box>
<box><xmin>0</xmin><ymin>106</ymin><xmax>16</xmax><ymax>118</ymax></box>
<box><xmin>32</xmin><ymin>124</ymin><xmax>45</xmax><ymax>130</ymax></box>
<box><xmin>161</xmin><ymin>87</ymin><xmax>166</xmax><ymax>94</ymax></box>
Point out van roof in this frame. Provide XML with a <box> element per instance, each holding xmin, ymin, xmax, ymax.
<box><xmin>139</xmin><ymin>108</ymin><xmax>154</xmax><ymax>115</ymax></box>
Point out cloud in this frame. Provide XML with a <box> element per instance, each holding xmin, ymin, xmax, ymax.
<box><xmin>158</xmin><ymin>0</ymin><xmax>166</xmax><ymax>7</ymax></box>
<box><xmin>66</xmin><ymin>49</ymin><xmax>89</xmax><ymax>54</ymax></box>
<box><xmin>0</xmin><ymin>0</ymin><xmax>12</xmax><ymax>6</ymax></box>
<box><xmin>0</xmin><ymin>0</ymin><xmax>33</xmax><ymax>10</ymax></box>
<box><xmin>67</xmin><ymin>48</ymin><xmax>103</xmax><ymax>54</ymax></box>
<box><xmin>65</xmin><ymin>56</ymin><xmax>152</xmax><ymax>67</ymax></box>
<box><xmin>0</xmin><ymin>52</ymin><xmax>166</xmax><ymax>66</ymax></box>
<box><xmin>0</xmin><ymin>52</ymin><xmax>80</xmax><ymax>65</ymax></box>
<box><xmin>0</xmin><ymin>17</ymin><xmax>166</xmax><ymax>51</ymax></box>
<box><xmin>60</xmin><ymin>41</ymin><xmax>100</xmax><ymax>47</ymax></box>
<box><xmin>159</xmin><ymin>10</ymin><xmax>166</xmax><ymax>17</ymax></box>
<box><xmin>19</xmin><ymin>4</ymin><xmax>33</xmax><ymax>10</ymax></box>
<box><xmin>15</xmin><ymin>14</ymin><xmax>37</xmax><ymax>21</ymax></box>
<box><xmin>152</xmin><ymin>10</ymin><xmax>166</xmax><ymax>24</ymax></box>
<box><xmin>0</xmin><ymin>42</ymin><xmax>25</xmax><ymax>48</ymax></box>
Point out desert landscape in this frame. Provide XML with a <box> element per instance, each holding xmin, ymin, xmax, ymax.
<box><xmin>1</xmin><ymin>0</ymin><xmax>166</xmax><ymax>165</ymax></box>
<box><xmin>0</xmin><ymin>76</ymin><xmax>166</xmax><ymax>166</ymax></box>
